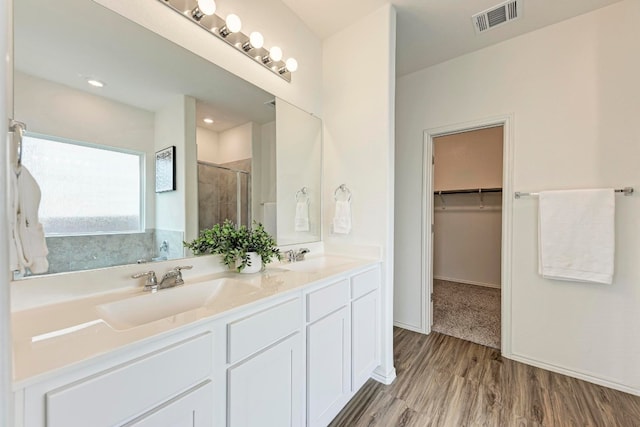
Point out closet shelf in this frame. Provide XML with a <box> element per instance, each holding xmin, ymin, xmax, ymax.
<box><xmin>433</xmin><ymin>187</ymin><xmax>502</xmax><ymax>195</ymax></box>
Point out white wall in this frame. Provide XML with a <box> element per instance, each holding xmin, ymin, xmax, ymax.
<box><xmin>196</xmin><ymin>126</ymin><xmax>219</xmax><ymax>163</ymax></box>
<box><xmin>433</xmin><ymin>194</ymin><xmax>502</xmax><ymax>287</ymax></box>
<box><xmin>323</xmin><ymin>4</ymin><xmax>396</xmax><ymax>383</ymax></box>
<box><xmin>154</xmin><ymin>95</ymin><xmax>198</xmax><ymax>245</ymax></box>
<box><xmin>13</xmin><ymin>72</ymin><xmax>156</xmax><ymax>228</ymax></box>
<box><xmin>259</xmin><ymin>122</ymin><xmax>277</xmax><ymax>203</ymax></box>
<box><xmin>218</xmin><ymin>122</ymin><xmax>253</xmax><ymax>164</ymax></box>
<box><xmin>253</xmin><ymin>121</ymin><xmax>276</xmax><ymax>229</ymax></box>
<box><xmin>395</xmin><ymin>0</ymin><xmax>640</xmax><ymax>394</ymax></box>
<box><xmin>94</xmin><ymin>0</ymin><xmax>322</xmax><ymax>117</ymax></box>
<box><xmin>197</xmin><ymin>123</ymin><xmax>253</xmax><ymax>165</ymax></box>
<box><xmin>276</xmin><ymin>99</ymin><xmax>322</xmax><ymax>244</ymax></box>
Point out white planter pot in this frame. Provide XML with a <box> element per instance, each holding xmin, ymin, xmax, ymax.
<box><xmin>238</xmin><ymin>252</ymin><xmax>262</xmax><ymax>274</ymax></box>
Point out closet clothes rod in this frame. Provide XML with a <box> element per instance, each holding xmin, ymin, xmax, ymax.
<box><xmin>433</xmin><ymin>187</ymin><xmax>502</xmax><ymax>195</ymax></box>
<box><xmin>514</xmin><ymin>187</ymin><xmax>634</xmax><ymax>199</ymax></box>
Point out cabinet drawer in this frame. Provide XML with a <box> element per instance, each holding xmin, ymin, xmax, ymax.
<box><xmin>306</xmin><ymin>279</ymin><xmax>349</xmax><ymax>323</ymax></box>
<box><xmin>351</xmin><ymin>268</ymin><xmax>380</xmax><ymax>300</ymax></box>
<box><xmin>227</xmin><ymin>298</ymin><xmax>301</xmax><ymax>364</ymax></box>
<box><xmin>46</xmin><ymin>332</ymin><xmax>213</xmax><ymax>427</ymax></box>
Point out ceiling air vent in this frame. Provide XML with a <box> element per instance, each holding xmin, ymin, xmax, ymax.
<box><xmin>472</xmin><ymin>0</ymin><xmax>522</xmax><ymax>34</ymax></box>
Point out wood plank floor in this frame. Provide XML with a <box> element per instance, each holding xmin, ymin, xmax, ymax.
<box><xmin>330</xmin><ymin>328</ymin><xmax>640</xmax><ymax>426</ymax></box>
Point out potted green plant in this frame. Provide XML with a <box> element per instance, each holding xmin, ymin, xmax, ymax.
<box><xmin>184</xmin><ymin>220</ymin><xmax>281</xmax><ymax>273</ymax></box>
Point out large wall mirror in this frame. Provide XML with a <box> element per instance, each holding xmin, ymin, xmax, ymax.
<box><xmin>12</xmin><ymin>0</ymin><xmax>322</xmax><ymax>278</ymax></box>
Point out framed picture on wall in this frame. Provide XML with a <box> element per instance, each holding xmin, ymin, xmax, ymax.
<box><xmin>155</xmin><ymin>146</ymin><xmax>176</xmax><ymax>193</ymax></box>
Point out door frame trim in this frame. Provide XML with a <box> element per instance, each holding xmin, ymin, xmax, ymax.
<box><xmin>421</xmin><ymin>114</ymin><xmax>514</xmax><ymax>355</ymax></box>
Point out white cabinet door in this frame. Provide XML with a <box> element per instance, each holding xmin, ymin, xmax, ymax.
<box><xmin>227</xmin><ymin>333</ymin><xmax>303</xmax><ymax>427</ymax></box>
<box><xmin>126</xmin><ymin>381</ymin><xmax>213</xmax><ymax>427</ymax></box>
<box><xmin>351</xmin><ymin>290</ymin><xmax>379</xmax><ymax>391</ymax></box>
<box><xmin>307</xmin><ymin>307</ymin><xmax>350</xmax><ymax>427</ymax></box>
<box><xmin>44</xmin><ymin>333</ymin><xmax>213</xmax><ymax>427</ymax></box>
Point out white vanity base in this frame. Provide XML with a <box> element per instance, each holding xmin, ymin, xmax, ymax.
<box><xmin>12</xmin><ymin>256</ymin><xmax>383</xmax><ymax>427</ymax></box>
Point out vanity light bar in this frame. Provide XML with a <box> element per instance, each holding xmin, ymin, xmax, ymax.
<box><xmin>158</xmin><ymin>0</ymin><xmax>296</xmax><ymax>82</ymax></box>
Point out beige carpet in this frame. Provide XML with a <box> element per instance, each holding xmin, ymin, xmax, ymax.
<box><xmin>432</xmin><ymin>279</ymin><xmax>501</xmax><ymax>349</ymax></box>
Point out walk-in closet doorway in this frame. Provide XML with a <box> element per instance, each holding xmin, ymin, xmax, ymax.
<box><xmin>421</xmin><ymin>116</ymin><xmax>514</xmax><ymax>353</ymax></box>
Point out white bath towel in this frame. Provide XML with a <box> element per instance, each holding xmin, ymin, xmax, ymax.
<box><xmin>333</xmin><ymin>200</ymin><xmax>352</xmax><ymax>234</ymax></box>
<box><xmin>294</xmin><ymin>201</ymin><xmax>310</xmax><ymax>232</ymax></box>
<box><xmin>538</xmin><ymin>189</ymin><xmax>614</xmax><ymax>284</ymax></box>
<box><xmin>11</xmin><ymin>166</ymin><xmax>49</xmax><ymax>275</ymax></box>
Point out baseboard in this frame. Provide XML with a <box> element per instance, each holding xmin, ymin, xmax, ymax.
<box><xmin>371</xmin><ymin>366</ymin><xmax>396</xmax><ymax>385</ymax></box>
<box><xmin>505</xmin><ymin>352</ymin><xmax>640</xmax><ymax>397</ymax></box>
<box><xmin>434</xmin><ymin>276</ymin><xmax>501</xmax><ymax>289</ymax></box>
<box><xmin>393</xmin><ymin>321</ymin><xmax>426</xmax><ymax>334</ymax></box>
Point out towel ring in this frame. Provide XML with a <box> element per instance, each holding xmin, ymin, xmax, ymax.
<box><xmin>334</xmin><ymin>184</ymin><xmax>352</xmax><ymax>202</ymax></box>
<box><xmin>296</xmin><ymin>187</ymin><xmax>309</xmax><ymax>203</ymax></box>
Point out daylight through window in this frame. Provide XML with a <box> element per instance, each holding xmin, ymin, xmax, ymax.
<box><xmin>21</xmin><ymin>133</ymin><xmax>144</xmax><ymax>235</ymax></box>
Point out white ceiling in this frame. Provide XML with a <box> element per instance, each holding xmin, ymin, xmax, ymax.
<box><xmin>281</xmin><ymin>0</ymin><xmax>623</xmax><ymax>76</ymax></box>
<box><xmin>15</xmin><ymin>0</ymin><xmax>276</xmax><ymax>133</ymax></box>
<box><xmin>14</xmin><ymin>0</ymin><xmax>624</xmax><ymax>118</ymax></box>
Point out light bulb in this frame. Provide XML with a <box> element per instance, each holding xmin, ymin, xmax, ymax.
<box><xmin>203</xmin><ymin>118</ymin><xmax>214</xmax><ymax>124</ymax></box>
<box><xmin>285</xmin><ymin>58</ymin><xmax>298</xmax><ymax>72</ymax></box>
<box><xmin>249</xmin><ymin>32</ymin><xmax>264</xmax><ymax>49</ymax></box>
<box><xmin>225</xmin><ymin>14</ymin><xmax>242</xmax><ymax>33</ymax></box>
<box><xmin>269</xmin><ymin>46</ymin><xmax>283</xmax><ymax>62</ymax></box>
<box><xmin>87</xmin><ymin>79</ymin><xmax>105</xmax><ymax>88</ymax></box>
<box><xmin>243</xmin><ymin>31</ymin><xmax>264</xmax><ymax>52</ymax></box>
<box><xmin>197</xmin><ymin>0</ymin><xmax>216</xmax><ymax>15</ymax></box>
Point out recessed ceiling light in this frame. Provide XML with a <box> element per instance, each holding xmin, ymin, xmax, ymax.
<box><xmin>203</xmin><ymin>118</ymin><xmax>214</xmax><ymax>124</ymax></box>
<box><xmin>87</xmin><ymin>79</ymin><xmax>105</xmax><ymax>88</ymax></box>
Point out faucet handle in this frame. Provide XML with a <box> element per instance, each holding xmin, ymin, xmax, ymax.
<box><xmin>294</xmin><ymin>248</ymin><xmax>310</xmax><ymax>261</ymax></box>
<box><xmin>170</xmin><ymin>265</ymin><xmax>193</xmax><ymax>286</ymax></box>
<box><xmin>284</xmin><ymin>250</ymin><xmax>295</xmax><ymax>263</ymax></box>
<box><xmin>132</xmin><ymin>270</ymin><xmax>157</xmax><ymax>281</ymax></box>
<box><xmin>132</xmin><ymin>271</ymin><xmax>158</xmax><ymax>291</ymax></box>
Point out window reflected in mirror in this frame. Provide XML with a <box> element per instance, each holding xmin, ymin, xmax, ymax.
<box><xmin>22</xmin><ymin>133</ymin><xmax>144</xmax><ymax>235</ymax></box>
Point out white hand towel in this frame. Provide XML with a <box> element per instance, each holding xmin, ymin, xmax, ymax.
<box><xmin>538</xmin><ymin>189</ymin><xmax>614</xmax><ymax>284</ymax></box>
<box><xmin>333</xmin><ymin>200</ymin><xmax>352</xmax><ymax>234</ymax></box>
<box><xmin>294</xmin><ymin>201</ymin><xmax>310</xmax><ymax>232</ymax></box>
<box><xmin>13</xmin><ymin>166</ymin><xmax>49</xmax><ymax>275</ymax></box>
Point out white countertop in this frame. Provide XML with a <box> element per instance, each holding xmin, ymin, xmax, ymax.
<box><xmin>12</xmin><ymin>256</ymin><xmax>379</xmax><ymax>387</ymax></box>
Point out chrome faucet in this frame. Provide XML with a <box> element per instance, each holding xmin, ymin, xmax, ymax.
<box><xmin>284</xmin><ymin>248</ymin><xmax>310</xmax><ymax>263</ymax></box>
<box><xmin>131</xmin><ymin>271</ymin><xmax>158</xmax><ymax>292</ymax></box>
<box><xmin>158</xmin><ymin>265</ymin><xmax>192</xmax><ymax>289</ymax></box>
<box><xmin>132</xmin><ymin>265</ymin><xmax>193</xmax><ymax>292</ymax></box>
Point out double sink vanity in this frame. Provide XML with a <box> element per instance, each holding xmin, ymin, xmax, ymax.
<box><xmin>10</xmin><ymin>1</ymin><xmax>384</xmax><ymax>425</ymax></box>
<box><xmin>11</xmin><ymin>254</ymin><xmax>382</xmax><ymax>427</ymax></box>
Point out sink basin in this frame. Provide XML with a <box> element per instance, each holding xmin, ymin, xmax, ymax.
<box><xmin>97</xmin><ymin>278</ymin><xmax>259</xmax><ymax>330</ymax></box>
<box><xmin>278</xmin><ymin>256</ymin><xmax>357</xmax><ymax>273</ymax></box>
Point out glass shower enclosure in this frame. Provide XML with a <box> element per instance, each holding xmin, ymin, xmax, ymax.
<box><xmin>197</xmin><ymin>161</ymin><xmax>251</xmax><ymax>231</ymax></box>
